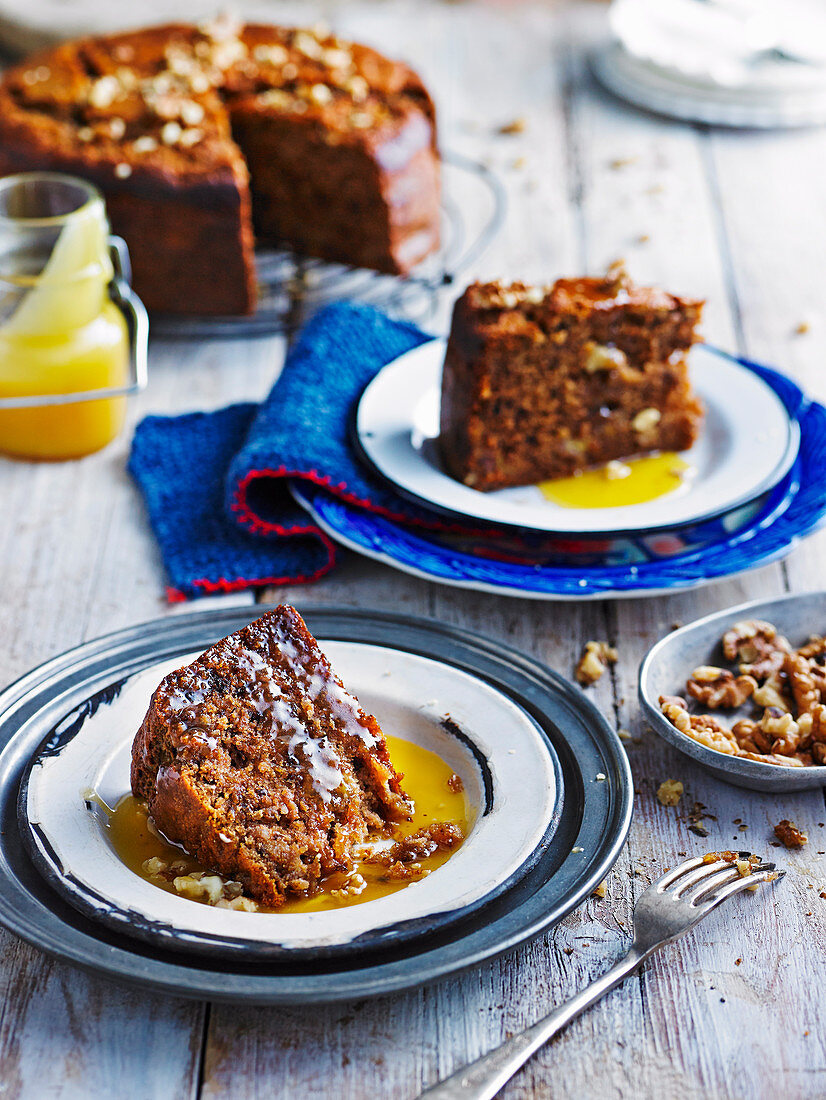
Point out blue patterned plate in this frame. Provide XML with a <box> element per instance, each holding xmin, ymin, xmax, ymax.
<box><xmin>292</xmin><ymin>358</ymin><xmax>826</xmax><ymax>599</ymax></box>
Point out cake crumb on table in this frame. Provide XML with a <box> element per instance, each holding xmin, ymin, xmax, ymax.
<box><xmin>497</xmin><ymin>116</ymin><xmax>526</xmax><ymax>134</ymax></box>
<box><xmin>657</xmin><ymin>779</ymin><xmax>684</xmax><ymax>806</ymax></box>
<box><xmin>575</xmin><ymin>641</ymin><xmax>618</xmax><ymax>686</ymax></box>
<box><xmin>591</xmin><ymin>880</ymin><xmax>607</xmax><ymax>898</ymax></box>
<box><xmin>774</xmin><ymin>819</ymin><xmax>808</xmax><ymax>849</ymax></box>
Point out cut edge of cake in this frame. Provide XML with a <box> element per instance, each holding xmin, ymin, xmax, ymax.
<box><xmin>438</xmin><ymin>265</ymin><xmax>704</xmax><ymax>492</ymax></box>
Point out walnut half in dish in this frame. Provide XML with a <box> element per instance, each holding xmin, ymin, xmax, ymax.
<box><xmin>659</xmin><ymin>619</ymin><xmax>826</xmax><ymax>768</ymax></box>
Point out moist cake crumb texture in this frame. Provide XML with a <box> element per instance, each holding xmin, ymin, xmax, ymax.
<box><xmin>439</xmin><ymin>265</ymin><xmax>704</xmax><ymax>491</ymax></box>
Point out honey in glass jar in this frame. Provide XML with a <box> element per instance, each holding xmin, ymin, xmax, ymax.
<box><xmin>0</xmin><ymin>172</ymin><xmax>131</xmax><ymax>460</ymax></box>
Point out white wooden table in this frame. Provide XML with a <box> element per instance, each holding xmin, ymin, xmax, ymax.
<box><xmin>2</xmin><ymin>2</ymin><xmax>825</xmax><ymax>1096</ymax></box>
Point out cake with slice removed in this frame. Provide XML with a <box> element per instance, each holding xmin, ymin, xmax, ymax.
<box><xmin>439</xmin><ymin>265</ymin><xmax>704</xmax><ymax>491</ymax></box>
<box><xmin>131</xmin><ymin>605</ymin><xmax>413</xmax><ymax>907</ymax></box>
<box><xmin>0</xmin><ymin>20</ymin><xmax>441</xmax><ymax>315</ymax></box>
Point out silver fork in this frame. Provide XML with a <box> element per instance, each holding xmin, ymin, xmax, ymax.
<box><xmin>419</xmin><ymin>854</ymin><xmax>783</xmax><ymax>1100</ymax></box>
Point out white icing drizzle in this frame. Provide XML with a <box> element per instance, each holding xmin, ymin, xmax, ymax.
<box><xmin>165</xmin><ymin>673</ymin><xmax>210</xmax><ymax>713</ymax></box>
<box><xmin>313</xmin><ymin>672</ymin><xmax>379</xmax><ymax>748</ymax></box>
<box><xmin>287</xmin><ymin>732</ymin><xmax>343</xmax><ymax>804</ymax></box>
<box><xmin>159</xmin><ymin>616</ymin><xmax>378</xmax><ymax>803</ymax></box>
<box><xmin>269</xmin><ymin>618</ymin><xmax>378</xmax><ymax>748</ymax></box>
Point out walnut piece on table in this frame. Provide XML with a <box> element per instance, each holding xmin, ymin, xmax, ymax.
<box><xmin>656</xmin><ymin>778</ymin><xmax>683</xmax><ymax>806</ymax></box>
<box><xmin>774</xmin><ymin>819</ymin><xmax>808</xmax><ymax>849</ymax></box>
<box><xmin>576</xmin><ymin>640</ymin><xmax>618</xmax><ymax>686</ymax></box>
<box><xmin>497</xmin><ymin>116</ymin><xmax>526</xmax><ymax>135</ymax></box>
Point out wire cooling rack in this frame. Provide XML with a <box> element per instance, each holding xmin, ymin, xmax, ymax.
<box><xmin>150</xmin><ymin>151</ymin><xmax>506</xmax><ymax>338</ymax></box>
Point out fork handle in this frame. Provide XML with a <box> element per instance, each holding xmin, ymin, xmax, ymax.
<box><xmin>419</xmin><ymin>946</ymin><xmax>649</xmax><ymax>1100</ymax></box>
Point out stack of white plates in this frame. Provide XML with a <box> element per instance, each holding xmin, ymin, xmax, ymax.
<box><xmin>593</xmin><ymin>0</ymin><xmax>826</xmax><ymax>128</ymax></box>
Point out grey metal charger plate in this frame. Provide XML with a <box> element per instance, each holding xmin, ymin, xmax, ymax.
<box><xmin>639</xmin><ymin>591</ymin><xmax>826</xmax><ymax>792</ymax></box>
<box><xmin>0</xmin><ymin>606</ymin><xmax>633</xmax><ymax>1004</ymax></box>
<box><xmin>18</xmin><ymin>641</ymin><xmax>564</xmax><ymax>961</ymax></box>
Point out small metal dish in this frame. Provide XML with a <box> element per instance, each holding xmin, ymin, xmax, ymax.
<box><xmin>639</xmin><ymin>591</ymin><xmax>826</xmax><ymax>792</ymax></box>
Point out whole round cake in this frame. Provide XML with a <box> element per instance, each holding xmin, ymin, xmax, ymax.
<box><xmin>0</xmin><ymin>17</ymin><xmax>441</xmax><ymax>315</ymax></box>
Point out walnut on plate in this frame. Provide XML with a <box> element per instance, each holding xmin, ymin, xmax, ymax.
<box><xmin>721</xmin><ymin>619</ymin><xmax>791</xmax><ymax>680</ymax></box>
<box><xmin>783</xmin><ymin>651</ymin><xmax>821</xmax><ymax>715</ymax></box>
<box><xmin>661</xmin><ymin>618</ymin><xmax>826</xmax><ymax>768</ymax></box>
<box><xmin>659</xmin><ymin>695</ymin><xmax>739</xmax><ymax>755</ymax></box>
<box><xmin>686</xmin><ymin>666</ymin><xmax>756</xmax><ymax>709</ymax></box>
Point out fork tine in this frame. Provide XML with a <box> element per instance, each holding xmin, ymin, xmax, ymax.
<box><xmin>694</xmin><ymin>868</ymin><xmax>784</xmax><ymax>909</ymax></box>
<box><xmin>666</xmin><ymin>859</ymin><xmax>736</xmax><ymax>898</ymax></box>
<box><xmin>680</xmin><ymin>866</ymin><xmax>743</xmax><ymax>906</ymax></box>
<box><xmin>655</xmin><ymin>856</ymin><xmax>706</xmax><ymax>891</ymax></box>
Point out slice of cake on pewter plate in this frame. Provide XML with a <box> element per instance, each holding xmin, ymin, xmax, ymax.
<box><xmin>439</xmin><ymin>264</ymin><xmax>704</xmax><ymax>492</ymax></box>
<box><xmin>131</xmin><ymin>605</ymin><xmax>414</xmax><ymax>907</ymax></box>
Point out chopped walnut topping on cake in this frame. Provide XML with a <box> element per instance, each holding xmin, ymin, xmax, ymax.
<box><xmin>88</xmin><ymin>74</ymin><xmax>122</xmax><ymax>109</ymax></box>
<box><xmin>133</xmin><ymin>135</ymin><xmax>158</xmax><ymax>153</ymax></box>
<box><xmin>576</xmin><ymin>641</ymin><xmax>618</xmax><ymax>686</ymax></box>
<box><xmin>660</xmin><ymin>618</ymin><xmax>826</xmax><ymax>767</ymax></box>
<box><xmin>469</xmin><ymin>281</ymin><xmax>550</xmax><ymax>311</ymax></box>
<box><xmin>632</xmin><ymin>407</ymin><xmax>661</xmax><ymax>434</ymax></box>
<box><xmin>50</xmin><ymin>19</ymin><xmax>414</xmax><ymax>160</ymax></box>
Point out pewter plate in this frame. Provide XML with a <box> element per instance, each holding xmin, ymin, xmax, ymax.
<box><xmin>639</xmin><ymin>591</ymin><xmax>826</xmax><ymax>791</ymax></box>
<box><xmin>21</xmin><ymin>642</ymin><xmax>559</xmax><ymax>959</ymax></box>
<box><xmin>0</xmin><ymin>607</ymin><xmax>632</xmax><ymax>1004</ymax></box>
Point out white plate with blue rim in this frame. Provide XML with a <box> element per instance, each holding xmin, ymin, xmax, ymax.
<box><xmin>293</xmin><ymin>352</ymin><xmax>826</xmax><ymax>598</ymax></box>
<box><xmin>354</xmin><ymin>342</ymin><xmax>800</xmax><ymax>536</ymax></box>
<box><xmin>21</xmin><ymin>638</ymin><xmax>561</xmax><ymax>959</ymax></box>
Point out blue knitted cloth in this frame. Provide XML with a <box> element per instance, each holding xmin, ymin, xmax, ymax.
<box><xmin>129</xmin><ymin>302</ymin><xmax>445</xmax><ymax>601</ymax></box>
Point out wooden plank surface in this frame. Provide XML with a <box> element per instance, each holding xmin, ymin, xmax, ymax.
<box><xmin>1</xmin><ymin>2</ymin><xmax>825</xmax><ymax>1098</ymax></box>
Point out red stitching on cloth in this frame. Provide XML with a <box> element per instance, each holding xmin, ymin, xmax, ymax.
<box><xmin>165</xmin><ymin>529</ymin><xmax>337</xmax><ymax>601</ymax></box>
<box><xmin>231</xmin><ymin>466</ymin><xmax>493</xmax><ymax>536</ymax></box>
